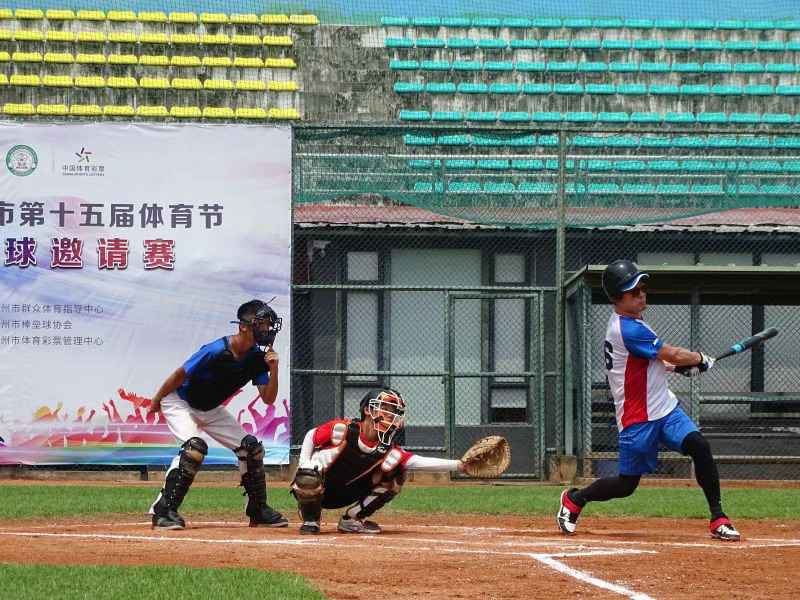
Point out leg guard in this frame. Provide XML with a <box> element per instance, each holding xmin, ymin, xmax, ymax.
<box><xmin>236</xmin><ymin>435</ymin><xmax>287</xmax><ymax>527</ymax></box>
<box><xmin>290</xmin><ymin>467</ymin><xmax>324</xmax><ymax>524</ymax></box>
<box><xmin>152</xmin><ymin>437</ymin><xmax>207</xmax><ymax>525</ymax></box>
<box><xmin>344</xmin><ymin>470</ymin><xmax>404</xmax><ymax>520</ymax></box>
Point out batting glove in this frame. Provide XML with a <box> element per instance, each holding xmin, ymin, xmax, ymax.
<box><xmin>675</xmin><ymin>352</ymin><xmax>715</xmax><ymax>377</ymax></box>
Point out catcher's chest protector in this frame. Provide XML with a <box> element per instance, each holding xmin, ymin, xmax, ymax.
<box><xmin>324</xmin><ymin>422</ymin><xmax>403</xmax><ymax>491</ymax></box>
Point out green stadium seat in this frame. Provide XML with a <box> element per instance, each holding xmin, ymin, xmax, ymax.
<box><xmin>472</xmin><ymin>134</ymin><xmax>506</xmax><ymax>146</ymax></box>
<box><xmin>640</xmin><ymin>136</ymin><xmax>672</xmax><ymax>148</ymax></box>
<box><xmin>512</xmin><ymin>159</ymin><xmax>545</xmax><ymax>170</ymax></box>
<box><xmin>749</xmin><ymin>160</ymin><xmax>783</xmax><ymax>172</ymax></box>
<box><xmin>698</xmin><ymin>112</ymin><xmax>728</xmax><ymax>124</ymax></box>
<box><xmin>777</xmin><ymin>86</ymin><xmax>800</xmax><ymax>95</ymax></box>
<box><xmin>595</xmin><ymin>18</ymin><xmax>624</xmax><ymax>27</ymax></box>
<box><xmin>420</xmin><ymin>60</ymin><xmax>451</xmax><ymax>70</ymax></box>
<box><xmin>540</xmin><ymin>39</ymin><xmax>570</xmax><ymax>49</ymax></box>
<box><xmin>682</xmin><ymin>160</ymin><xmax>715</xmax><ymax>172</ymax></box>
<box><xmin>732</xmin><ymin>183</ymin><xmax>760</xmax><ymax>195</ymax></box>
<box><xmin>441</xmin><ymin>17</ymin><xmax>470</xmax><ymax>27</ymax></box>
<box><xmin>532</xmin><ymin>18</ymin><xmax>562</xmax><ymax>28</ymax></box>
<box><xmin>703</xmin><ymin>63</ymin><xmax>732</xmax><ymax>73</ymax></box>
<box><xmin>416</xmin><ymin>37</ymin><xmax>445</xmax><ymax>48</ymax></box>
<box><xmin>657</xmin><ymin>183</ymin><xmax>689</xmax><ymax>194</ymax></box>
<box><xmin>566</xmin><ymin>111</ymin><xmax>596</xmax><ymax>122</ymax></box>
<box><xmin>445</xmin><ymin>159</ymin><xmax>475</xmax><ymax>168</ymax></box>
<box><xmin>437</xmin><ymin>134</ymin><xmax>470</xmax><ymax>145</ymax></box>
<box><xmin>426</xmin><ymin>82</ymin><xmax>456</xmax><ymax>93</ymax></box>
<box><xmin>655</xmin><ymin>19</ymin><xmax>684</xmax><ymax>29</ymax></box>
<box><xmin>589</xmin><ymin>183</ymin><xmax>620</xmax><ymax>194</ymax></box>
<box><xmin>408</xmin><ymin>159</ymin><xmax>439</xmax><ymax>169</ymax></box>
<box><xmin>717</xmin><ymin>19</ymin><xmax>745</xmax><ymax>29</ymax></box>
<box><xmin>650</xmin><ymin>84</ymin><xmax>680</xmax><ymax>95</ymax></box>
<box><xmin>762</xmin><ymin>113</ymin><xmax>793</xmax><ymax>124</ymax></box>
<box><xmin>737</xmin><ymin>137</ymin><xmax>770</xmax><ymax>148</ymax></box>
<box><xmin>695</xmin><ymin>40</ymin><xmax>723</xmax><ymax>51</ymax></box>
<box><xmin>631</xmin><ymin>112</ymin><xmax>661</xmax><ymax>123</ymax></box>
<box><xmin>458</xmin><ymin>82</ymin><xmax>488</xmax><ymax>93</ymax></box>
<box><xmin>516</xmin><ymin>61</ymin><xmax>546</xmax><ymax>72</ymax></box>
<box><xmin>499</xmin><ymin>111</ymin><xmax>530</xmax><ymax>122</ymax></box>
<box><xmin>664</xmin><ymin>39</ymin><xmax>693</xmax><ymax>51</ymax></box>
<box><xmin>598</xmin><ymin>112</ymin><xmax>630</xmax><ymax>123</ymax></box>
<box><xmin>585</xmin><ymin>159</ymin><xmax>613</xmax><ymax>171</ymax></box>
<box><xmin>665</xmin><ymin>112</ymin><xmax>696</xmax><ymax>124</ymax></box>
<box><xmin>744</xmin><ymin>84</ymin><xmax>774</xmax><ymax>95</ymax></box>
<box><xmin>603</xmin><ymin>39</ymin><xmax>632</xmax><ymax>50</ymax></box>
<box><xmin>673</xmin><ymin>63</ymin><xmax>702</xmax><ymax>73</ymax></box>
<box><xmin>786</xmin><ymin>41</ymin><xmax>800</xmax><ymax>51</ymax></box>
<box><xmin>607</xmin><ymin>136</ymin><xmax>639</xmax><ymax>148</ymax></box>
<box><xmin>546</xmin><ymin>159</ymin><xmax>575</xmax><ymax>170</ymax></box>
<box><xmin>412</xmin><ymin>17</ymin><xmax>441</xmax><ymax>27</ymax></box>
<box><xmin>390</xmin><ymin>60</ymin><xmax>419</xmax><ymax>70</ymax></box>
<box><xmin>783</xmin><ymin>160</ymin><xmax>800</xmax><ymax>171</ymax></box>
<box><xmin>774</xmin><ymin>137</ymin><xmax>800</xmax><ymax>148</ymax></box>
<box><xmin>681</xmin><ymin>84</ymin><xmax>710</xmax><ymax>95</ymax></box>
<box><xmin>538</xmin><ymin>135</ymin><xmax>559</xmax><ymax>146</ymax></box>
<box><xmin>692</xmin><ymin>184</ymin><xmax>724</xmax><ymax>194</ymax></box>
<box><xmin>712</xmin><ymin>84</ymin><xmax>743</xmax><ymax>95</ymax></box>
<box><xmin>523</xmin><ymin>83</ymin><xmax>552</xmax><ymax>94</ymax></box>
<box><xmin>609</xmin><ymin>62</ymin><xmax>638</xmax><ymax>72</ymax></box>
<box><xmin>734</xmin><ymin>63</ymin><xmax>764</xmax><ymax>73</ymax></box>
<box><xmin>466</xmin><ymin>111</ymin><xmax>497</xmax><ymax>121</ymax></box>
<box><xmin>448</xmin><ymin>38</ymin><xmax>477</xmax><ymax>49</ymax></box>
<box><xmin>554</xmin><ymin>83</ymin><xmax>583</xmax><ymax>94</ymax></box>
<box><xmin>673</xmin><ymin>136</ymin><xmax>705</xmax><ymax>148</ymax></box>
<box><xmin>507</xmin><ymin>135</ymin><xmax>537</xmax><ymax>147</ymax></box>
<box><xmin>633</xmin><ymin>39</ymin><xmax>662</xmax><ymax>50</ymax></box>
<box><xmin>386</xmin><ymin>37</ymin><xmax>414</xmax><ymax>48</ymax></box>
<box><xmin>564</xmin><ymin>18</ymin><xmax>592</xmax><ymax>28</ymax></box>
<box><xmin>707</xmin><ymin>136</ymin><xmax>737</xmax><ymax>148</ymax></box>
<box><xmin>725</xmin><ymin>40</ymin><xmax>755</xmax><ymax>51</ymax></box>
<box><xmin>624</xmin><ymin>183</ymin><xmax>657</xmax><ymax>194</ymax></box>
<box><xmin>649</xmin><ymin>160</ymin><xmax>680</xmax><ymax>171</ymax></box>
<box><xmin>381</xmin><ymin>17</ymin><xmax>410</xmax><ymax>26</ymax></box>
<box><xmin>453</xmin><ymin>60</ymin><xmax>482</xmax><ymax>71</ymax></box>
<box><xmin>478</xmin><ymin>159</ymin><xmax>510</xmax><ymax>170</ymax></box>
<box><xmin>503</xmin><ymin>18</ymin><xmax>532</xmax><ymax>28</ymax></box>
<box><xmin>640</xmin><ymin>62</ymin><xmax>670</xmax><ymax>73</ymax></box>
<box><xmin>490</xmin><ymin>82</ymin><xmax>520</xmax><ymax>94</ymax></box>
<box><xmin>413</xmin><ymin>182</ymin><xmax>435</xmax><ymax>193</ymax></box>
<box><xmin>404</xmin><ymin>134</ymin><xmax>435</xmax><ymax>145</ymax></box>
<box><xmin>485</xmin><ymin>61</ymin><xmax>513</xmax><ymax>71</ymax></box>
<box><xmin>625</xmin><ymin>19</ymin><xmax>654</xmax><ymax>28</ymax></box>
<box><xmin>586</xmin><ymin>83</ymin><xmax>615</xmax><ymax>94</ymax></box>
<box><xmin>615</xmin><ymin>160</ymin><xmax>646</xmax><ymax>172</ymax></box>
<box><xmin>549</xmin><ymin>61</ymin><xmax>578</xmax><ymax>72</ymax></box>
<box><xmin>618</xmin><ymin>83</ymin><xmax>647</xmax><ymax>95</ymax></box>
<box><xmin>479</xmin><ymin>38</ymin><xmax>507</xmax><ymax>50</ymax></box>
<box><xmin>729</xmin><ymin>113</ymin><xmax>761</xmax><ymax>124</ymax></box>
<box><xmin>747</xmin><ymin>20</ymin><xmax>775</xmax><ymax>29</ymax></box>
<box><xmin>572</xmin><ymin>39</ymin><xmax>602</xmax><ymax>50</ymax></box>
<box><xmin>519</xmin><ymin>182</ymin><xmax>556</xmax><ymax>194</ymax></box>
<box><xmin>395</xmin><ymin>82</ymin><xmax>423</xmax><ymax>93</ymax></box>
<box><xmin>573</xmin><ymin>135</ymin><xmax>605</xmax><ymax>147</ymax></box>
<box><xmin>510</xmin><ymin>39</ymin><xmax>539</xmax><ymax>49</ymax></box>
<box><xmin>766</xmin><ymin>63</ymin><xmax>797</xmax><ymax>73</ymax></box>
<box><xmin>473</xmin><ymin>17</ymin><xmax>501</xmax><ymax>28</ymax></box>
<box><xmin>757</xmin><ymin>41</ymin><xmax>785</xmax><ymax>51</ymax></box>
<box><xmin>431</xmin><ymin>111</ymin><xmax>463</xmax><ymax>121</ymax></box>
<box><xmin>449</xmin><ymin>181</ymin><xmax>482</xmax><ymax>193</ymax></box>
<box><xmin>578</xmin><ymin>62</ymin><xmax>608</xmax><ymax>72</ymax></box>
<box><xmin>776</xmin><ymin>22</ymin><xmax>800</xmax><ymax>30</ymax></box>
<box><xmin>686</xmin><ymin>20</ymin><xmax>715</xmax><ymax>29</ymax></box>
<box><xmin>533</xmin><ymin>112</ymin><xmax>563</xmax><ymax>122</ymax></box>
<box><xmin>762</xmin><ymin>184</ymin><xmax>793</xmax><ymax>195</ymax></box>
<box><xmin>566</xmin><ymin>183</ymin><xmax>586</xmax><ymax>194</ymax></box>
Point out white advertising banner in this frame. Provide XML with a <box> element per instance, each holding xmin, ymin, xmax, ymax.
<box><xmin>0</xmin><ymin>123</ymin><xmax>292</xmax><ymax>465</ymax></box>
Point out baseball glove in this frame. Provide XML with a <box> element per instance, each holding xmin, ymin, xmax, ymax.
<box><xmin>461</xmin><ymin>436</ymin><xmax>511</xmax><ymax>478</ymax></box>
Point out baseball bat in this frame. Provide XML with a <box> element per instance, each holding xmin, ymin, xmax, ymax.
<box><xmin>716</xmin><ymin>327</ymin><xmax>779</xmax><ymax>361</ymax></box>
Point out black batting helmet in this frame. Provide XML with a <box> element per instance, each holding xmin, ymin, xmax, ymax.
<box><xmin>602</xmin><ymin>260</ymin><xmax>649</xmax><ymax>301</ymax></box>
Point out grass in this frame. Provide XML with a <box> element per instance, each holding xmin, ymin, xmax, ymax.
<box><xmin>1</xmin><ymin>483</ymin><xmax>798</xmax><ymax>520</ymax></box>
<box><xmin>0</xmin><ymin>564</ymin><xmax>325</xmax><ymax>600</ymax></box>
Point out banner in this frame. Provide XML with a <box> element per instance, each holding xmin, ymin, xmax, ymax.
<box><xmin>0</xmin><ymin>124</ymin><xmax>292</xmax><ymax>465</ymax></box>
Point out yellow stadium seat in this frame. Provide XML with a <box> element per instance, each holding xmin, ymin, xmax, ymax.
<box><xmin>139</xmin><ymin>32</ymin><xmax>169</xmax><ymax>44</ymax></box>
<box><xmin>37</xmin><ymin>104</ymin><xmax>68</xmax><ymax>116</ymax></box>
<box><xmin>4</xmin><ymin>103</ymin><xmax>35</xmax><ymax>115</ymax></box>
<box><xmin>107</xmin><ymin>76</ymin><xmax>137</xmax><ymax>88</ymax></box>
<box><xmin>138</xmin><ymin>11</ymin><xmax>168</xmax><ymax>23</ymax></box>
<box><xmin>235</xmin><ymin>80</ymin><xmax>267</xmax><ymax>91</ymax></box>
<box><xmin>0</xmin><ymin>9</ymin><xmax>12</xmax><ymax>19</ymax></box>
<box><xmin>0</xmin><ymin>52</ymin><xmax>8</xmax><ymax>61</ymax></box>
<box><xmin>46</xmin><ymin>9</ymin><xmax>75</xmax><ymax>20</ymax></box>
<box><xmin>268</xmin><ymin>107</ymin><xmax>300</xmax><ymax>119</ymax></box>
<box><xmin>108</xmin><ymin>32</ymin><xmax>138</xmax><ymax>43</ymax></box>
<box><xmin>172</xmin><ymin>77</ymin><xmax>202</xmax><ymax>89</ymax></box>
<box><xmin>289</xmin><ymin>14</ymin><xmax>320</xmax><ymax>26</ymax></box>
<box><xmin>264</xmin><ymin>57</ymin><xmax>297</xmax><ymax>69</ymax></box>
<box><xmin>137</xmin><ymin>105</ymin><xmax>169</xmax><ymax>117</ymax></box>
<box><xmin>232</xmin><ymin>34</ymin><xmax>261</xmax><ymax>46</ymax></box>
<box><xmin>70</xmin><ymin>104</ymin><xmax>103</xmax><ymax>116</ymax></box>
<box><xmin>233</xmin><ymin>57</ymin><xmax>263</xmax><ymax>68</ymax></box>
<box><xmin>170</xmin><ymin>55</ymin><xmax>201</xmax><ymax>67</ymax></box>
<box><xmin>77</xmin><ymin>31</ymin><xmax>106</xmax><ymax>43</ymax></box>
<box><xmin>104</xmin><ymin>105</ymin><xmax>136</xmax><ymax>116</ymax></box>
<box><xmin>46</xmin><ymin>30</ymin><xmax>76</xmax><ymax>42</ymax></box>
<box><xmin>10</xmin><ymin>74</ymin><xmax>41</xmax><ymax>86</ymax></box>
<box><xmin>44</xmin><ymin>53</ymin><xmax>74</xmax><ymax>64</ymax></box>
<box><xmin>236</xmin><ymin>107</ymin><xmax>268</xmax><ymax>119</ymax></box>
<box><xmin>170</xmin><ymin>106</ymin><xmax>202</xmax><ymax>118</ymax></box>
<box><xmin>15</xmin><ymin>9</ymin><xmax>44</xmax><ymax>20</ymax></box>
<box><xmin>109</xmin><ymin>54</ymin><xmax>138</xmax><ymax>65</ymax></box>
<box><xmin>204</xmin><ymin>79</ymin><xmax>234</xmax><ymax>90</ymax></box>
<box><xmin>202</xmin><ymin>56</ymin><xmax>232</xmax><ymax>67</ymax></box>
<box><xmin>77</xmin><ymin>10</ymin><xmax>105</xmax><ymax>21</ymax></box>
<box><xmin>261</xmin><ymin>14</ymin><xmax>290</xmax><ymax>25</ymax></box>
<box><xmin>202</xmin><ymin>107</ymin><xmax>235</xmax><ymax>118</ymax></box>
<box><xmin>0</xmin><ymin>29</ymin><xmax>12</xmax><ymax>40</ymax></box>
<box><xmin>201</xmin><ymin>34</ymin><xmax>230</xmax><ymax>44</ymax></box>
<box><xmin>200</xmin><ymin>13</ymin><xmax>228</xmax><ymax>24</ymax></box>
<box><xmin>139</xmin><ymin>55</ymin><xmax>169</xmax><ymax>66</ymax></box>
<box><xmin>170</xmin><ymin>33</ymin><xmax>200</xmax><ymax>45</ymax></box>
<box><xmin>108</xmin><ymin>11</ymin><xmax>136</xmax><ymax>22</ymax></box>
<box><xmin>0</xmin><ymin>74</ymin><xmax>7</xmax><ymax>84</ymax></box>
<box><xmin>230</xmin><ymin>14</ymin><xmax>259</xmax><ymax>24</ymax></box>
<box><xmin>74</xmin><ymin>76</ymin><xmax>106</xmax><ymax>88</ymax></box>
<box><xmin>14</xmin><ymin>30</ymin><xmax>44</xmax><ymax>41</ymax></box>
<box><xmin>42</xmin><ymin>75</ymin><xmax>74</xmax><ymax>87</ymax></box>
<box><xmin>75</xmin><ymin>53</ymin><xmax>106</xmax><ymax>64</ymax></box>
<box><xmin>140</xmin><ymin>77</ymin><xmax>170</xmax><ymax>89</ymax></box>
<box><xmin>263</xmin><ymin>35</ymin><xmax>293</xmax><ymax>46</ymax></box>
<box><xmin>169</xmin><ymin>12</ymin><xmax>197</xmax><ymax>24</ymax></box>
<box><xmin>268</xmin><ymin>80</ymin><xmax>299</xmax><ymax>92</ymax></box>
<box><xmin>12</xmin><ymin>52</ymin><xmax>43</xmax><ymax>63</ymax></box>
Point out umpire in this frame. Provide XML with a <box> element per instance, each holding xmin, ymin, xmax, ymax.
<box><xmin>147</xmin><ymin>299</ymin><xmax>288</xmax><ymax>530</ymax></box>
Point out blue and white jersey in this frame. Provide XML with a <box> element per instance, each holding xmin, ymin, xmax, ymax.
<box><xmin>604</xmin><ymin>313</ymin><xmax>678</xmax><ymax>431</ymax></box>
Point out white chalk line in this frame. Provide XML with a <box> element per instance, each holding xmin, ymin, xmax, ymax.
<box><xmin>531</xmin><ymin>553</ymin><xmax>656</xmax><ymax>600</ymax></box>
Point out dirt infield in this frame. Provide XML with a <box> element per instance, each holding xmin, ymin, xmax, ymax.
<box><xmin>2</xmin><ymin>511</ymin><xmax>798</xmax><ymax>599</ymax></box>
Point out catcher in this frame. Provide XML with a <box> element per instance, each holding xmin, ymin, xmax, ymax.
<box><xmin>291</xmin><ymin>388</ymin><xmax>510</xmax><ymax>534</ymax></box>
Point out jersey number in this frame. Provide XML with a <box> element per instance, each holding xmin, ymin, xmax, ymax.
<box><xmin>603</xmin><ymin>341</ymin><xmax>613</xmax><ymax>370</ymax></box>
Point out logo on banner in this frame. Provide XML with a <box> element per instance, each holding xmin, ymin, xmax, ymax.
<box><xmin>62</xmin><ymin>147</ymin><xmax>105</xmax><ymax>177</ymax></box>
<box><xmin>6</xmin><ymin>145</ymin><xmax>38</xmax><ymax>177</ymax></box>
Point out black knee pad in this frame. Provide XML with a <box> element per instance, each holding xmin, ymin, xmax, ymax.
<box><xmin>179</xmin><ymin>437</ymin><xmax>208</xmax><ymax>475</ymax></box>
<box><xmin>681</xmin><ymin>431</ymin><xmax>711</xmax><ymax>459</ymax></box>
<box><xmin>291</xmin><ymin>468</ymin><xmax>324</xmax><ymax>522</ymax></box>
<box><xmin>238</xmin><ymin>435</ymin><xmax>264</xmax><ymax>461</ymax></box>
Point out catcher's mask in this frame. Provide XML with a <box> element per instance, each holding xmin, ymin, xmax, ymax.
<box><xmin>359</xmin><ymin>388</ymin><xmax>406</xmax><ymax>446</ymax></box>
<box><xmin>233</xmin><ymin>299</ymin><xmax>282</xmax><ymax>348</ymax></box>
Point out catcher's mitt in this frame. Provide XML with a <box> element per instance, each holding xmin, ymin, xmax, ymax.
<box><xmin>461</xmin><ymin>436</ymin><xmax>511</xmax><ymax>478</ymax></box>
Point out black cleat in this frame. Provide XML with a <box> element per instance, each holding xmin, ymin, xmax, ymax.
<box><xmin>299</xmin><ymin>521</ymin><xmax>321</xmax><ymax>535</ymax></box>
<box><xmin>151</xmin><ymin>509</ymin><xmax>186</xmax><ymax>530</ymax></box>
<box><xmin>248</xmin><ymin>505</ymin><xmax>289</xmax><ymax>528</ymax></box>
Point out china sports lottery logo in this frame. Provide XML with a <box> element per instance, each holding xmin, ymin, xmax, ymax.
<box><xmin>6</xmin><ymin>144</ymin><xmax>38</xmax><ymax>176</ymax></box>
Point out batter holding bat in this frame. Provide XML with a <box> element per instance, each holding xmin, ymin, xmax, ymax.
<box><xmin>558</xmin><ymin>260</ymin><xmax>743</xmax><ymax>541</ymax></box>
<box><xmin>146</xmin><ymin>299</ymin><xmax>288</xmax><ymax>530</ymax></box>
